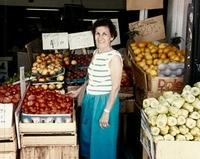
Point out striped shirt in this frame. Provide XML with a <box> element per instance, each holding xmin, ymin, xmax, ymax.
<box><xmin>86</xmin><ymin>49</ymin><xmax>122</xmax><ymax>95</ymax></box>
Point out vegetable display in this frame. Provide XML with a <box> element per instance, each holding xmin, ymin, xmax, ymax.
<box><xmin>143</xmin><ymin>81</ymin><xmax>200</xmax><ymax>143</ymax></box>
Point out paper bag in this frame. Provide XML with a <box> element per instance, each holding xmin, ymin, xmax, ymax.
<box><xmin>129</xmin><ymin>15</ymin><xmax>165</xmax><ymax>42</ymax></box>
<box><xmin>126</xmin><ymin>0</ymin><xmax>163</xmax><ymax>10</ymax></box>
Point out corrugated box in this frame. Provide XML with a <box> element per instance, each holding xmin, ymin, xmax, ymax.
<box><xmin>140</xmin><ymin>111</ymin><xmax>200</xmax><ymax>159</ymax></box>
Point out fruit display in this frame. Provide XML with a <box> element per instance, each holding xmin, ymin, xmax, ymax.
<box><xmin>31</xmin><ymin>53</ymin><xmax>64</xmax><ymax>76</ymax></box>
<box><xmin>0</xmin><ymin>84</ymin><xmax>20</xmax><ymax>106</ymax></box>
<box><xmin>32</xmin><ymin>82</ymin><xmax>64</xmax><ymax>91</ymax></box>
<box><xmin>129</xmin><ymin>41</ymin><xmax>185</xmax><ymax>76</ymax></box>
<box><xmin>21</xmin><ymin>86</ymin><xmax>73</xmax><ymax>115</ymax></box>
<box><xmin>64</xmin><ymin>54</ymin><xmax>92</xmax><ymax>67</ymax></box>
<box><xmin>31</xmin><ymin>74</ymin><xmax>65</xmax><ymax>83</ymax></box>
<box><xmin>65</xmin><ymin>67</ymin><xmax>87</xmax><ymax>85</ymax></box>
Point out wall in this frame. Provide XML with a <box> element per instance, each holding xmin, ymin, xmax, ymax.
<box><xmin>166</xmin><ymin>0</ymin><xmax>192</xmax><ymax>49</ymax></box>
<box><xmin>0</xmin><ymin>0</ymin><xmax>124</xmax><ymax>9</ymax></box>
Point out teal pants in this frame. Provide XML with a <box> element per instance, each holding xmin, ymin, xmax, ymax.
<box><xmin>80</xmin><ymin>93</ymin><xmax>120</xmax><ymax>159</ymax></box>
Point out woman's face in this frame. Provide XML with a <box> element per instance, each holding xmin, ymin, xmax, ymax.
<box><xmin>95</xmin><ymin>26</ymin><xmax>113</xmax><ymax>51</ymax></box>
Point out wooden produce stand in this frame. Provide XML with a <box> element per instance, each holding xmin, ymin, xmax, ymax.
<box><xmin>15</xmin><ymin>98</ymin><xmax>79</xmax><ymax>159</ymax></box>
<box><xmin>15</xmin><ymin>36</ymin><xmax>79</xmax><ymax>158</ymax></box>
<box><xmin>0</xmin><ymin>126</ymin><xmax>17</xmax><ymax>159</ymax></box>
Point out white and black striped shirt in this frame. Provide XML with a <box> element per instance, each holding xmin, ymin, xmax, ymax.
<box><xmin>86</xmin><ymin>49</ymin><xmax>122</xmax><ymax>95</ymax></box>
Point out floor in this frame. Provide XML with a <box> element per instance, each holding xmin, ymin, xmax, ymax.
<box><xmin>117</xmin><ymin>112</ymin><xmax>143</xmax><ymax>159</ymax></box>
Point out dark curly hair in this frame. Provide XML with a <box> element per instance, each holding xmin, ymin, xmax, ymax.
<box><xmin>92</xmin><ymin>18</ymin><xmax>117</xmax><ymax>40</ymax></box>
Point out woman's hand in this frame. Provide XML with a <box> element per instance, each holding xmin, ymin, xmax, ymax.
<box><xmin>99</xmin><ymin>112</ymin><xmax>110</xmax><ymax>128</ymax></box>
<box><xmin>66</xmin><ymin>90</ymin><xmax>79</xmax><ymax>98</ymax></box>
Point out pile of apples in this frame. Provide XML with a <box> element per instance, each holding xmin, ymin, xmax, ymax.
<box><xmin>22</xmin><ymin>86</ymin><xmax>73</xmax><ymax>114</ymax></box>
<box><xmin>0</xmin><ymin>84</ymin><xmax>20</xmax><ymax>106</ymax></box>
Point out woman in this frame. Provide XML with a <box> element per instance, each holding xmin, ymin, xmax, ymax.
<box><xmin>68</xmin><ymin>18</ymin><xmax>123</xmax><ymax>159</ymax></box>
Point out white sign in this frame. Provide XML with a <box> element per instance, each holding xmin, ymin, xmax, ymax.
<box><xmin>42</xmin><ymin>32</ymin><xmax>69</xmax><ymax>50</ymax></box>
<box><xmin>0</xmin><ymin>104</ymin><xmax>13</xmax><ymax>128</ymax></box>
<box><xmin>69</xmin><ymin>31</ymin><xmax>95</xmax><ymax>50</ymax></box>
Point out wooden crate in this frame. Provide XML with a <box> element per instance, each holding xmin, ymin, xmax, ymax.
<box><xmin>18</xmin><ymin>110</ymin><xmax>77</xmax><ymax>147</ymax></box>
<box><xmin>20</xmin><ymin>145</ymin><xmax>79</xmax><ymax>159</ymax></box>
<box><xmin>15</xmin><ymin>99</ymin><xmax>77</xmax><ymax>148</ymax></box>
<box><xmin>0</xmin><ymin>126</ymin><xmax>17</xmax><ymax>159</ymax></box>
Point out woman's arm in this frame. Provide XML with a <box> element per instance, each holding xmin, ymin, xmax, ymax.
<box><xmin>67</xmin><ymin>80</ymin><xmax>88</xmax><ymax>98</ymax></box>
<box><xmin>99</xmin><ymin>54</ymin><xmax>123</xmax><ymax>128</ymax></box>
<box><xmin>105</xmin><ymin>55</ymin><xmax>123</xmax><ymax>112</ymax></box>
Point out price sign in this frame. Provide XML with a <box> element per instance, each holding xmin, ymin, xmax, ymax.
<box><xmin>42</xmin><ymin>32</ymin><xmax>69</xmax><ymax>50</ymax></box>
<box><xmin>0</xmin><ymin>103</ymin><xmax>13</xmax><ymax>128</ymax></box>
<box><xmin>129</xmin><ymin>15</ymin><xmax>165</xmax><ymax>42</ymax></box>
<box><xmin>69</xmin><ymin>31</ymin><xmax>95</xmax><ymax>50</ymax></box>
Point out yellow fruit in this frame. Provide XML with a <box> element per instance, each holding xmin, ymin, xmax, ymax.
<box><xmin>138</xmin><ymin>42</ymin><xmax>147</xmax><ymax>48</ymax></box>
<box><xmin>133</xmin><ymin>48</ymin><xmax>141</xmax><ymax>55</ymax></box>
<box><xmin>146</xmin><ymin>59</ymin><xmax>153</xmax><ymax>65</ymax></box>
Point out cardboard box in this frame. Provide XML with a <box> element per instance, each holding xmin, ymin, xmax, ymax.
<box><xmin>127</xmin><ymin>46</ymin><xmax>184</xmax><ymax>94</ymax></box>
<box><xmin>140</xmin><ymin>111</ymin><xmax>200</xmax><ymax>159</ymax></box>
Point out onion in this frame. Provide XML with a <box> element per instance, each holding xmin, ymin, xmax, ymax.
<box><xmin>164</xmin><ymin>68</ymin><xmax>172</xmax><ymax>76</ymax></box>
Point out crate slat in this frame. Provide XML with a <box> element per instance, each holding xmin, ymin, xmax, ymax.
<box><xmin>21</xmin><ymin>135</ymin><xmax>77</xmax><ymax>147</ymax></box>
<box><xmin>20</xmin><ymin>146</ymin><xmax>79</xmax><ymax>159</ymax></box>
<box><xmin>0</xmin><ymin>152</ymin><xmax>16</xmax><ymax>159</ymax></box>
<box><xmin>0</xmin><ymin>126</ymin><xmax>15</xmax><ymax>141</ymax></box>
<box><xmin>0</xmin><ymin>138</ymin><xmax>17</xmax><ymax>152</ymax></box>
<box><xmin>19</xmin><ymin>122</ymin><xmax>76</xmax><ymax>134</ymax></box>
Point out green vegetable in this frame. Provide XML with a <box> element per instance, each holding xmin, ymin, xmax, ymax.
<box><xmin>151</xmin><ymin>127</ymin><xmax>160</xmax><ymax>136</ymax></box>
<box><xmin>177</xmin><ymin>115</ymin><xmax>186</xmax><ymax>125</ymax></box>
<box><xmin>167</xmin><ymin>116</ymin><xmax>177</xmax><ymax>126</ymax></box>
<box><xmin>191</xmin><ymin>87</ymin><xmax>200</xmax><ymax>96</ymax></box>
<box><xmin>156</xmin><ymin>114</ymin><xmax>168</xmax><ymax>128</ymax></box>
<box><xmin>176</xmin><ymin>134</ymin><xmax>186</xmax><ymax>141</ymax></box>
<box><xmin>186</xmin><ymin>118</ymin><xmax>196</xmax><ymax>129</ymax></box>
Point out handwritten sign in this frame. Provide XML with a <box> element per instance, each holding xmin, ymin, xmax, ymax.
<box><xmin>129</xmin><ymin>15</ymin><xmax>165</xmax><ymax>42</ymax></box>
<box><xmin>42</xmin><ymin>32</ymin><xmax>69</xmax><ymax>50</ymax></box>
<box><xmin>126</xmin><ymin>0</ymin><xmax>163</xmax><ymax>10</ymax></box>
<box><xmin>69</xmin><ymin>31</ymin><xmax>95</xmax><ymax>50</ymax></box>
<box><xmin>0</xmin><ymin>103</ymin><xmax>13</xmax><ymax>128</ymax></box>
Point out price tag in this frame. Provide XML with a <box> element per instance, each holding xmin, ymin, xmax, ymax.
<box><xmin>20</xmin><ymin>67</ymin><xmax>26</xmax><ymax>98</ymax></box>
<box><xmin>42</xmin><ymin>32</ymin><xmax>69</xmax><ymax>50</ymax></box>
<box><xmin>69</xmin><ymin>31</ymin><xmax>94</xmax><ymax>50</ymax></box>
<box><xmin>0</xmin><ymin>103</ymin><xmax>13</xmax><ymax>128</ymax></box>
